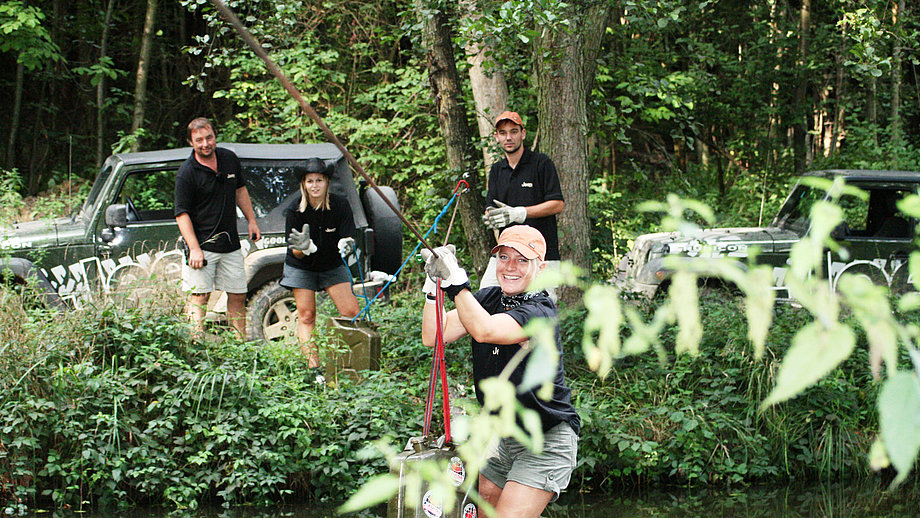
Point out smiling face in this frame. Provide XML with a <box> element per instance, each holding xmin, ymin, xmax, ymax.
<box><xmin>189</xmin><ymin>125</ymin><xmax>217</xmax><ymax>160</ymax></box>
<box><xmin>302</xmin><ymin>173</ymin><xmax>328</xmax><ymax>202</ymax></box>
<box><xmin>496</xmin><ymin>245</ymin><xmax>544</xmax><ymax>295</ymax></box>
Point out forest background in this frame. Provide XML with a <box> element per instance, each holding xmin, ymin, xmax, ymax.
<box><xmin>3</xmin><ymin>0</ymin><xmax>920</xmax><ymax>512</ymax></box>
<box><xmin>3</xmin><ymin>0</ymin><xmax>920</xmax><ymax>282</ymax></box>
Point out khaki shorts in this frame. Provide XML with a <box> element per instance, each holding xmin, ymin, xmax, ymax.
<box><xmin>181</xmin><ymin>249</ymin><xmax>247</xmax><ymax>294</ymax></box>
<box><xmin>480</xmin><ymin>422</ymin><xmax>578</xmax><ymax>502</ymax></box>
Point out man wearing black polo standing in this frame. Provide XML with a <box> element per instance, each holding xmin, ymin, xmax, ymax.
<box><xmin>175</xmin><ymin>117</ymin><xmax>261</xmax><ymax>338</ymax></box>
<box><xmin>482</xmin><ymin>111</ymin><xmax>564</xmax><ymax>289</ymax></box>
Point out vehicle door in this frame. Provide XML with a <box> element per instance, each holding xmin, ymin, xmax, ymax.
<box><xmin>95</xmin><ymin>164</ymin><xmax>183</xmax><ymax>292</ymax></box>
<box><xmin>828</xmin><ymin>183</ymin><xmax>917</xmax><ymax>294</ymax></box>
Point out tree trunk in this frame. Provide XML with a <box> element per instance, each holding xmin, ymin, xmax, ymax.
<box><xmin>792</xmin><ymin>0</ymin><xmax>811</xmax><ymax>174</ymax></box>
<box><xmin>890</xmin><ymin>0</ymin><xmax>905</xmax><ymax>151</ymax></box>
<box><xmin>5</xmin><ymin>61</ymin><xmax>24</xmax><ymax>170</ymax></box>
<box><xmin>97</xmin><ymin>0</ymin><xmax>117</xmax><ymax>166</ymax></box>
<box><xmin>461</xmin><ymin>0</ymin><xmax>508</xmax><ymax>174</ymax></box>
<box><xmin>130</xmin><ymin>0</ymin><xmax>158</xmax><ymax>152</ymax></box>
<box><xmin>415</xmin><ymin>0</ymin><xmax>491</xmax><ymax>273</ymax></box>
<box><xmin>533</xmin><ymin>2</ymin><xmax>609</xmax><ymax>306</ymax></box>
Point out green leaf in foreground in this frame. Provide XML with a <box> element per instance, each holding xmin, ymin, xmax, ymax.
<box><xmin>878</xmin><ymin>371</ymin><xmax>920</xmax><ymax>487</ymax></box>
<box><xmin>761</xmin><ymin>321</ymin><xmax>854</xmax><ymax>409</ymax></box>
<box><xmin>337</xmin><ymin>473</ymin><xmax>398</xmax><ymax>513</ymax></box>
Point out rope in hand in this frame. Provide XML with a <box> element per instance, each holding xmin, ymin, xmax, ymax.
<box><xmin>351</xmin><ymin>180</ymin><xmax>469</xmax><ymax>322</ymax></box>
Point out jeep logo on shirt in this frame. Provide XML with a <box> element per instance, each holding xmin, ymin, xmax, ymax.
<box><xmin>521</xmin><ymin>182</ymin><xmax>533</xmax><ymax>187</ymax></box>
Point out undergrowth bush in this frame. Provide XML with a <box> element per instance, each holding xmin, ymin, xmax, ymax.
<box><xmin>565</xmin><ymin>295</ymin><xmax>884</xmax><ymax>492</ymax></box>
<box><xmin>0</xmin><ymin>285</ymin><xmax>419</xmax><ymax>513</ymax></box>
<box><xmin>0</xmin><ymin>278</ymin><xmax>895</xmax><ymax>513</ymax></box>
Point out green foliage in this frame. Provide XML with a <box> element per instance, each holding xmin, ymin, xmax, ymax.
<box><xmin>0</xmin><ymin>169</ymin><xmax>24</xmax><ymax>224</ymax></box>
<box><xmin>0</xmin><ymin>286</ymin><xmax>419</xmax><ymax>512</ymax></box>
<box><xmin>0</xmin><ymin>1</ymin><xmax>62</xmax><ymax>69</ymax></box>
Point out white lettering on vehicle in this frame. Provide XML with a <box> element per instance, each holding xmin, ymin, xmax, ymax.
<box><xmin>42</xmin><ymin>249</ymin><xmax>184</xmax><ymax>308</ymax></box>
<box><xmin>0</xmin><ymin>237</ymin><xmax>31</xmax><ymax>250</ymax></box>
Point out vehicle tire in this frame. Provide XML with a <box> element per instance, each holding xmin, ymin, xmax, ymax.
<box><xmin>247</xmin><ymin>280</ymin><xmax>328</xmax><ymax>342</ymax></box>
<box><xmin>362</xmin><ymin>186</ymin><xmax>403</xmax><ymax>275</ymax></box>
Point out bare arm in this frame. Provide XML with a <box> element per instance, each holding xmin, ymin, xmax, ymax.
<box><xmin>422</xmin><ymin>301</ymin><xmax>468</xmax><ymax>347</ymax></box>
<box><xmin>453</xmin><ymin>289</ymin><xmax>528</xmax><ymax>344</ymax></box>
<box><xmin>525</xmin><ymin>199</ymin><xmax>564</xmax><ymax>219</ymax></box>
<box><xmin>236</xmin><ymin>186</ymin><xmax>261</xmax><ymax>241</ymax></box>
<box><xmin>176</xmin><ymin>212</ymin><xmax>205</xmax><ymax>269</ymax></box>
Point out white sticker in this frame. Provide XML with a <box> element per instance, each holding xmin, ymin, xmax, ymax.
<box><xmin>422</xmin><ymin>490</ymin><xmax>443</xmax><ymax>518</ymax></box>
<box><xmin>447</xmin><ymin>456</ymin><xmax>465</xmax><ymax>486</ymax></box>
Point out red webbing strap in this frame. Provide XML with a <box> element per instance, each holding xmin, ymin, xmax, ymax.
<box><xmin>437</xmin><ymin>287</ymin><xmax>452</xmax><ymax>443</ymax></box>
<box><xmin>422</xmin><ymin>285</ymin><xmax>452</xmax><ymax>442</ymax></box>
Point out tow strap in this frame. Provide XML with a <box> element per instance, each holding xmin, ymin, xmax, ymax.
<box><xmin>423</xmin><ymin>284</ymin><xmax>452</xmax><ymax>441</ymax></box>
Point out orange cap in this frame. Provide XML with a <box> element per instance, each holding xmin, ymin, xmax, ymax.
<box><xmin>490</xmin><ymin>225</ymin><xmax>546</xmax><ymax>261</ymax></box>
<box><xmin>494</xmin><ymin>111</ymin><xmax>524</xmax><ymax>129</ymax></box>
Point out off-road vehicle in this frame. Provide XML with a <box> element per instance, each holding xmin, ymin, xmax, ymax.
<box><xmin>614</xmin><ymin>170</ymin><xmax>919</xmax><ymax>300</ymax></box>
<box><xmin>0</xmin><ymin>143</ymin><xmax>402</xmax><ymax>340</ymax></box>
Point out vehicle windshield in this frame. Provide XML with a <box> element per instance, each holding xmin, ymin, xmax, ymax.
<box><xmin>772</xmin><ymin>183</ymin><xmax>825</xmax><ymax>233</ymax></box>
<box><xmin>79</xmin><ymin>161</ymin><xmax>117</xmax><ymax>223</ymax></box>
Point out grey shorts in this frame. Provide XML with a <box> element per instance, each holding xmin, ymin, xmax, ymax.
<box><xmin>480</xmin><ymin>422</ymin><xmax>578</xmax><ymax>502</ymax></box>
<box><xmin>181</xmin><ymin>249</ymin><xmax>247</xmax><ymax>294</ymax></box>
<box><xmin>280</xmin><ymin>263</ymin><xmax>352</xmax><ymax>291</ymax></box>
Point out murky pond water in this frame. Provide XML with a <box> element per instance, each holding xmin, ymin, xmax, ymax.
<box><xmin>23</xmin><ymin>479</ymin><xmax>917</xmax><ymax>518</ymax></box>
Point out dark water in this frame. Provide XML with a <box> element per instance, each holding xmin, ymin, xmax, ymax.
<box><xmin>22</xmin><ymin>480</ymin><xmax>919</xmax><ymax>517</ymax></box>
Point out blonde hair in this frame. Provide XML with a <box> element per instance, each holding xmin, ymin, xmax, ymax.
<box><xmin>299</xmin><ymin>179</ymin><xmax>331</xmax><ymax>212</ymax></box>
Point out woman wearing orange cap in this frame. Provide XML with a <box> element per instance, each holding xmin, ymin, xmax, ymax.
<box><xmin>420</xmin><ymin>225</ymin><xmax>579</xmax><ymax>518</ymax></box>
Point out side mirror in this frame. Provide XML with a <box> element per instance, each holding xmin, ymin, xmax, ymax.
<box><xmin>105</xmin><ymin>204</ymin><xmax>128</xmax><ymax>228</ymax></box>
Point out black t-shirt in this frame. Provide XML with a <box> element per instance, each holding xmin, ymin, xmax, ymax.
<box><xmin>486</xmin><ymin>148</ymin><xmax>564</xmax><ymax>260</ymax></box>
<box><xmin>174</xmin><ymin>148</ymin><xmax>245</xmax><ymax>253</ymax></box>
<box><xmin>284</xmin><ymin>192</ymin><xmax>357</xmax><ymax>272</ymax></box>
<box><xmin>471</xmin><ymin>286</ymin><xmax>580</xmax><ymax>434</ymax></box>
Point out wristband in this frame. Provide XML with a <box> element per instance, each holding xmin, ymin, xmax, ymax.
<box><xmin>443</xmin><ymin>281</ymin><xmax>471</xmax><ymax>301</ymax></box>
<box><xmin>425</xmin><ymin>293</ymin><xmax>436</xmax><ymax>304</ymax></box>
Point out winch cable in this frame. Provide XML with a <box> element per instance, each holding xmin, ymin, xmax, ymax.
<box><xmin>351</xmin><ymin>180</ymin><xmax>468</xmax><ymax>323</ymax></box>
<box><xmin>211</xmin><ymin>0</ymin><xmax>437</xmax><ymax>255</ymax></box>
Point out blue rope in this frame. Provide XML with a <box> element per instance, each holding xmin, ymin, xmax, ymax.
<box><xmin>342</xmin><ymin>247</ymin><xmax>372</xmax><ymax>321</ymax></box>
<box><xmin>351</xmin><ymin>190</ymin><xmax>461</xmax><ymax>322</ymax></box>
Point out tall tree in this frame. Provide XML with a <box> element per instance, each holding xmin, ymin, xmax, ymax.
<box><xmin>0</xmin><ymin>0</ymin><xmax>60</xmax><ymax>170</ymax></box>
<box><xmin>415</xmin><ymin>0</ymin><xmax>492</xmax><ymax>272</ymax></box>
<box><xmin>130</xmin><ymin>0</ymin><xmax>158</xmax><ymax>152</ymax></box>
<box><xmin>890</xmin><ymin>0</ymin><xmax>905</xmax><ymax>154</ymax></box>
<box><xmin>461</xmin><ymin>0</ymin><xmax>508</xmax><ymax>173</ymax></box>
<box><xmin>792</xmin><ymin>0</ymin><xmax>811</xmax><ymax>174</ymax></box>
<box><xmin>96</xmin><ymin>0</ymin><xmax>117</xmax><ymax>166</ymax></box>
<box><xmin>533</xmin><ymin>1</ymin><xmax>609</xmax><ymax>304</ymax></box>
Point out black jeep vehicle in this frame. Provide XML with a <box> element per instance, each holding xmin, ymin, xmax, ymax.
<box><xmin>0</xmin><ymin>143</ymin><xmax>402</xmax><ymax>340</ymax></box>
<box><xmin>614</xmin><ymin>169</ymin><xmax>919</xmax><ymax>300</ymax></box>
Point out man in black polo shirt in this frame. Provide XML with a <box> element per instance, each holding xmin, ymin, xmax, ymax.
<box><xmin>482</xmin><ymin>111</ymin><xmax>564</xmax><ymax>289</ymax></box>
<box><xmin>175</xmin><ymin>117</ymin><xmax>261</xmax><ymax>338</ymax></box>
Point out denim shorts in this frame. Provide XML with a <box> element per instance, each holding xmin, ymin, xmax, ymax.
<box><xmin>280</xmin><ymin>263</ymin><xmax>352</xmax><ymax>291</ymax></box>
<box><xmin>480</xmin><ymin>422</ymin><xmax>578</xmax><ymax>502</ymax></box>
<box><xmin>181</xmin><ymin>249</ymin><xmax>247</xmax><ymax>294</ymax></box>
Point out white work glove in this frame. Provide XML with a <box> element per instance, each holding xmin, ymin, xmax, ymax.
<box><xmin>482</xmin><ymin>200</ymin><xmax>527</xmax><ymax>230</ymax></box>
<box><xmin>422</xmin><ymin>276</ymin><xmax>438</xmax><ymax>303</ymax></box>
<box><xmin>337</xmin><ymin>237</ymin><xmax>356</xmax><ymax>258</ymax></box>
<box><xmin>420</xmin><ymin>245</ymin><xmax>470</xmax><ymax>300</ymax></box>
<box><xmin>287</xmin><ymin>224</ymin><xmax>317</xmax><ymax>255</ymax></box>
